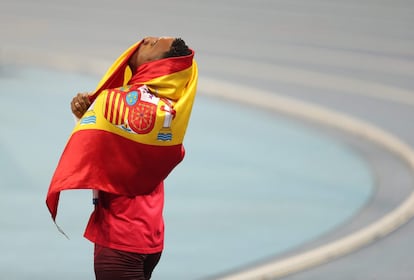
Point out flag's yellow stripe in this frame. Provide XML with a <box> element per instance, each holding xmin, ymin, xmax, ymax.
<box><xmin>124</xmin><ymin>107</ymin><xmax>130</xmax><ymax>125</ymax></box>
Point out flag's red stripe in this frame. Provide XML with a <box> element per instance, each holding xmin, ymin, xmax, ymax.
<box><xmin>130</xmin><ymin>53</ymin><xmax>193</xmax><ymax>84</ymax></box>
<box><xmin>120</xmin><ymin>99</ymin><xmax>126</xmax><ymax>125</ymax></box>
<box><xmin>46</xmin><ymin>129</ymin><xmax>184</xmax><ymax>219</ymax></box>
<box><xmin>104</xmin><ymin>92</ymin><xmax>110</xmax><ymax>120</ymax></box>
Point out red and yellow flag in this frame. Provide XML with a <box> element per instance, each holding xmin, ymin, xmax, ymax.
<box><xmin>46</xmin><ymin>40</ymin><xmax>198</xmax><ymax>221</ymax></box>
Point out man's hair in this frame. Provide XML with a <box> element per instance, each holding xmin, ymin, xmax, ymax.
<box><xmin>163</xmin><ymin>38</ymin><xmax>192</xmax><ymax>58</ymax></box>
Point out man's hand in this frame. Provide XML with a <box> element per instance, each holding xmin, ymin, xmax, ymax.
<box><xmin>71</xmin><ymin>92</ymin><xmax>92</xmax><ymax>119</ymax></box>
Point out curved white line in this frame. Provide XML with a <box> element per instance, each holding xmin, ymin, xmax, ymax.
<box><xmin>199</xmin><ymin>77</ymin><xmax>414</xmax><ymax>280</ymax></box>
<box><xmin>203</xmin><ymin>56</ymin><xmax>414</xmax><ymax>107</ymax></box>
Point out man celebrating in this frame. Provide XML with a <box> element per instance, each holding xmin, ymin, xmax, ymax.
<box><xmin>46</xmin><ymin>37</ymin><xmax>198</xmax><ymax>280</ymax></box>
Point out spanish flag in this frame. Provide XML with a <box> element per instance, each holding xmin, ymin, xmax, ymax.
<box><xmin>46</xmin><ymin>40</ymin><xmax>198</xmax><ymax>221</ymax></box>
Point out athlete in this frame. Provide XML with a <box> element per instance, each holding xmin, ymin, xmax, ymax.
<box><xmin>47</xmin><ymin>36</ymin><xmax>197</xmax><ymax>280</ymax></box>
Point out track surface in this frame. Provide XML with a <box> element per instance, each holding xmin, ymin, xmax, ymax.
<box><xmin>1</xmin><ymin>1</ymin><xmax>414</xmax><ymax>279</ymax></box>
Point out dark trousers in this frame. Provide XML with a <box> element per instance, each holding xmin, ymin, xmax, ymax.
<box><xmin>94</xmin><ymin>244</ymin><xmax>162</xmax><ymax>280</ymax></box>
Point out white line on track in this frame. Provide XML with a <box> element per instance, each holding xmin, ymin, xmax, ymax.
<box><xmin>203</xmin><ymin>56</ymin><xmax>414</xmax><ymax>107</ymax></box>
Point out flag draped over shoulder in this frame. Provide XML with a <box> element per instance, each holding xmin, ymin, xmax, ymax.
<box><xmin>46</xmin><ymin>40</ymin><xmax>198</xmax><ymax>221</ymax></box>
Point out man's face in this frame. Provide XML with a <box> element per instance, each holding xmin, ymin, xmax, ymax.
<box><xmin>129</xmin><ymin>36</ymin><xmax>174</xmax><ymax>70</ymax></box>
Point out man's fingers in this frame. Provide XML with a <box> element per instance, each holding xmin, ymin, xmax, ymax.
<box><xmin>82</xmin><ymin>99</ymin><xmax>91</xmax><ymax>109</ymax></box>
<box><xmin>76</xmin><ymin>93</ymin><xmax>90</xmax><ymax>110</ymax></box>
<box><xmin>71</xmin><ymin>93</ymin><xmax>90</xmax><ymax>118</ymax></box>
<box><xmin>72</xmin><ymin>93</ymin><xmax>90</xmax><ymax>109</ymax></box>
<box><xmin>71</xmin><ymin>102</ymin><xmax>83</xmax><ymax>119</ymax></box>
